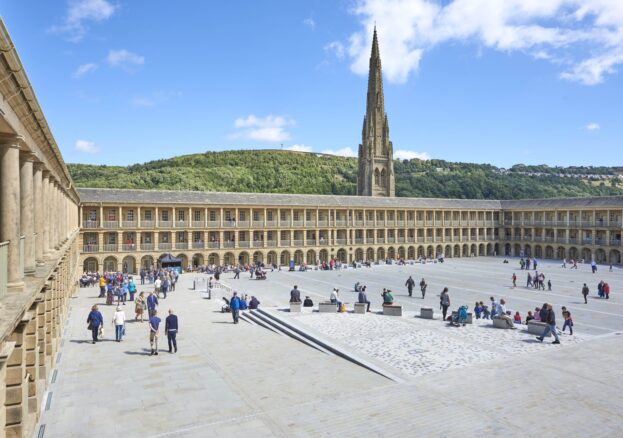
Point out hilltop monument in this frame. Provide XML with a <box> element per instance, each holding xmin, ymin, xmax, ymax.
<box><xmin>357</xmin><ymin>27</ymin><xmax>395</xmax><ymax>197</ymax></box>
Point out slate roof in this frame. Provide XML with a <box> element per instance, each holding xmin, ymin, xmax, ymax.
<box><xmin>76</xmin><ymin>188</ymin><xmax>623</xmax><ymax>210</ymax></box>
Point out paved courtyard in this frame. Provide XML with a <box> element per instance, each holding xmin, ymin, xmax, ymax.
<box><xmin>37</xmin><ymin>258</ymin><xmax>623</xmax><ymax>437</ymax></box>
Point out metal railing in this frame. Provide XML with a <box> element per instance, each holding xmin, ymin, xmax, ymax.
<box><xmin>82</xmin><ymin>220</ymin><xmax>99</xmax><ymax>228</ymax></box>
<box><xmin>103</xmin><ymin>243</ymin><xmax>117</xmax><ymax>252</ymax></box>
<box><xmin>158</xmin><ymin>243</ymin><xmax>172</xmax><ymax>250</ymax></box>
<box><xmin>83</xmin><ymin>244</ymin><xmax>99</xmax><ymax>253</ymax></box>
<box><xmin>0</xmin><ymin>241</ymin><xmax>8</xmax><ymax>297</ymax></box>
<box><xmin>141</xmin><ymin>220</ymin><xmax>155</xmax><ymax>228</ymax></box>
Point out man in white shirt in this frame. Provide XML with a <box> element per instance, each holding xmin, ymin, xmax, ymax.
<box><xmin>154</xmin><ymin>277</ymin><xmax>162</xmax><ymax>298</ymax></box>
<box><xmin>330</xmin><ymin>288</ymin><xmax>342</xmax><ymax>312</ymax></box>
<box><xmin>112</xmin><ymin>306</ymin><xmax>126</xmax><ymax>342</ymax></box>
<box><xmin>496</xmin><ymin>299</ymin><xmax>515</xmax><ymax>329</ymax></box>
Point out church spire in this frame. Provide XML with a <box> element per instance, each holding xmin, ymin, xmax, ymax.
<box><xmin>357</xmin><ymin>27</ymin><xmax>395</xmax><ymax>197</ymax></box>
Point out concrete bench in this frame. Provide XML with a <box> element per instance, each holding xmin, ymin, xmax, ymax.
<box><xmin>492</xmin><ymin>316</ymin><xmax>513</xmax><ymax>329</ymax></box>
<box><xmin>451</xmin><ymin>311</ymin><xmax>473</xmax><ymax>324</ymax></box>
<box><xmin>318</xmin><ymin>302</ymin><xmax>337</xmax><ymax>313</ymax></box>
<box><xmin>528</xmin><ymin>320</ymin><xmax>551</xmax><ymax>337</ymax></box>
<box><xmin>289</xmin><ymin>302</ymin><xmax>301</xmax><ymax>312</ymax></box>
<box><xmin>382</xmin><ymin>305</ymin><xmax>402</xmax><ymax>316</ymax></box>
<box><xmin>354</xmin><ymin>302</ymin><xmax>367</xmax><ymax>314</ymax></box>
<box><xmin>420</xmin><ymin>307</ymin><xmax>434</xmax><ymax>319</ymax></box>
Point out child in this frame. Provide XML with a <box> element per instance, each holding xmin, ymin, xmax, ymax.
<box><xmin>481</xmin><ymin>302</ymin><xmax>491</xmax><ymax>320</ymax></box>
<box><xmin>474</xmin><ymin>302</ymin><xmax>482</xmax><ymax>319</ymax></box>
<box><xmin>525</xmin><ymin>310</ymin><xmax>534</xmax><ymax>323</ymax></box>
<box><xmin>547</xmin><ymin>279</ymin><xmax>552</xmax><ymax>291</ymax></box>
<box><xmin>534</xmin><ymin>307</ymin><xmax>541</xmax><ymax>321</ymax></box>
<box><xmin>513</xmin><ymin>311</ymin><xmax>521</xmax><ymax>324</ymax></box>
<box><xmin>561</xmin><ymin>306</ymin><xmax>573</xmax><ymax>335</ymax></box>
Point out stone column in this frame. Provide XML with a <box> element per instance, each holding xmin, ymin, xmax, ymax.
<box><xmin>0</xmin><ymin>136</ymin><xmax>24</xmax><ymax>289</ymax></box>
<box><xmin>41</xmin><ymin>172</ymin><xmax>50</xmax><ymax>257</ymax></box>
<box><xmin>20</xmin><ymin>154</ymin><xmax>36</xmax><ymax>275</ymax></box>
<box><xmin>33</xmin><ymin>163</ymin><xmax>44</xmax><ymax>265</ymax></box>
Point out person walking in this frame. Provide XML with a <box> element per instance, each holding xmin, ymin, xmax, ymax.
<box><xmin>154</xmin><ymin>277</ymin><xmax>162</xmax><ymax>298</ymax></box>
<box><xmin>511</xmin><ymin>273</ymin><xmax>517</xmax><ymax>288</ymax></box>
<box><xmin>290</xmin><ymin>285</ymin><xmax>301</xmax><ymax>303</ymax></box>
<box><xmin>147</xmin><ymin>291</ymin><xmax>159</xmax><ymax>318</ymax></box>
<box><xmin>165</xmin><ymin>309</ymin><xmax>178</xmax><ymax>353</ymax></box>
<box><xmin>135</xmin><ymin>292</ymin><xmax>147</xmax><ymax>322</ymax></box>
<box><xmin>581</xmin><ymin>283</ymin><xmax>589</xmax><ymax>304</ymax></box>
<box><xmin>419</xmin><ymin>278</ymin><xmax>427</xmax><ymax>299</ymax></box>
<box><xmin>440</xmin><ymin>288</ymin><xmax>450</xmax><ymax>321</ymax></box>
<box><xmin>604</xmin><ymin>282</ymin><xmax>610</xmax><ymax>299</ymax></box>
<box><xmin>149</xmin><ymin>310</ymin><xmax>161</xmax><ymax>355</ymax></box>
<box><xmin>112</xmin><ymin>306</ymin><xmax>126</xmax><ymax>342</ymax></box>
<box><xmin>230</xmin><ymin>292</ymin><xmax>241</xmax><ymax>324</ymax></box>
<box><xmin>561</xmin><ymin>306</ymin><xmax>573</xmax><ymax>335</ymax></box>
<box><xmin>405</xmin><ymin>276</ymin><xmax>415</xmax><ymax>297</ymax></box>
<box><xmin>128</xmin><ymin>278</ymin><xmax>136</xmax><ymax>301</ymax></box>
<box><xmin>86</xmin><ymin>305</ymin><xmax>104</xmax><ymax>344</ymax></box>
<box><xmin>536</xmin><ymin>303</ymin><xmax>560</xmax><ymax>344</ymax></box>
<box><xmin>233</xmin><ymin>266</ymin><xmax>240</xmax><ymax>279</ymax></box>
<box><xmin>98</xmin><ymin>276</ymin><xmax>106</xmax><ymax>298</ymax></box>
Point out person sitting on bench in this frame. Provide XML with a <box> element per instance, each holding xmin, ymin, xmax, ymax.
<box><xmin>358</xmin><ymin>286</ymin><xmax>371</xmax><ymax>312</ymax></box>
<box><xmin>381</xmin><ymin>288</ymin><xmax>394</xmax><ymax>306</ymax></box>
<box><xmin>303</xmin><ymin>296</ymin><xmax>314</xmax><ymax>307</ymax></box>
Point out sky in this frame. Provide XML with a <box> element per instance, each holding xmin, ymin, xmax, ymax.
<box><xmin>1</xmin><ymin>0</ymin><xmax>622</xmax><ymax>168</ymax></box>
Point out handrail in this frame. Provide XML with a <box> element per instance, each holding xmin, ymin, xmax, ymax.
<box><xmin>0</xmin><ymin>241</ymin><xmax>8</xmax><ymax>297</ymax></box>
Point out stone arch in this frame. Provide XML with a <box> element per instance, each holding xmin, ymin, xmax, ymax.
<box><xmin>445</xmin><ymin>245</ymin><xmax>452</xmax><ymax>257</ymax></box>
<box><xmin>524</xmin><ymin>244</ymin><xmax>532</xmax><ymax>257</ymax></box>
<box><xmin>103</xmin><ymin>256</ymin><xmax>117</xmax><ymax>272</ymax></box>
<box><xmin>504</xmin><ymin>243</ymin><xmax>511</xmax><ymax>256</ymax></box>
<box><xmin>387</xmin><ymin>246</ymin><xmax>395</xmax><ymax>259</ymax></box>
<box><xmin>83</xmin><ymin>257</ymin><xmax>99</xmax><ymax>273</ymax></box>
<box><xmin>436</xmin><ymin>245</ymin><xmax>443</xmax><ymax>257</ymax></box>
<box><xmin>595</xmin><ymin>248</ymin><xmax>606</xmax><ymax>263</ymax></box>
<box><xmin>514</xmin><ymin>244</ymin><xmax>521</xmax><ymax>257</ymax></box>
<box><xmin>224</xmin><ymin>252</ymin><xmax>235</xmax><ymax>266</ymax></box>
<box><xmin>425</xmin><ymin>246</ymin><xmax>433</xmax><ymax>258</ymax></box>
<box><xmin>306</xmin><ymin>249</ymin><xmax>317</xmax><ymax>264</ymax></box>
<box><xmin>366</xmin><ymin>247</ymin><xmax>375</xmax><ymax>261</ymax></box>
<box><xmin>238</xmin><ymin>251</ymin><xmax>250</xmax><ymax>266</ymax></box>
<box><xmin>355</xmin><ymin>248</ymin><xmax>364</xmax><ymax>261</ymax></box>
<box><xmin>486</xmin><ymin>243</ymin><xmax>493</xmax><ymax>255</ymax></box>
<box><xmin>280</xmin><ymin>250</ymin><xmax>291</xmax><ymax>266</ymax></box>
<box><xmin>141</xmin><ymin>255</ymin><xmax>154</xmax><ymax>270</ymax></box>
<box><xmin>478</xmin><ymin>244</ymin><xmax>485</xmax><ymax>256</ymax></box>
<box><xmin>380</xmin><ymin>168</ymin><xmax>387</xmax><ymax>187</ymax></box>
<box><xmin>397</xmin><ymin>246</ymin><xmax>406</xmax><ymax>259</ymax></box>
<box><xmin>207</xmin><ymin>253</ymin><xmax>220</xmax><ymax>266</ymax></box>
<box><xmin>294</xmin><ymin>249</ymin><xmax>304</xmax><ymax>265</ymax></box>
<box><xmin>545</xmin><ymin>246</ymin><xmax>554</xmax><ymax>259</ymax></box>
<box><xmin>609</xmin><ymin>249</ymin><xmax>620</xmax><ymax>264</ymax></box>
<box><xmin>407</xmin><ymin>246</ymin><xmax>415</xmax><ymax>259</ymax></box>
<box><xmin>122</xmin><ymin>255</ymin><xmax>136</xmax><ymax>274</ymax></box>
<box><xmin>336</xmin><ymin>248</ymin><xmax>347</xmax><ymax>262</ymax></box>
<box><xmin>534</xmin><ymin>245</ymin><xmax>543</xmax><ymax>258</ymax></box>
<box><xmin>581</xmin><ymin>247</ymin><xmax>592</xmax><ymax>261</ymax></box>
<box><xmin>417</xmin><ymin>246</ymin><xmax>425</xmax><ymax>258</ymax></box>
<box><xmin>319</xmin><ymin>249</ymin><xmax>329</xmax><ymax>262</ymax></box>
<box><xmin>377</xmin><ymin>247</ymin><xmax>386</xmax><ymax>260</ymax></box>
<box><xmin>454</xmin><ymin>244</ymin><xmax>461</xmax><ymax>257</ymax></box>
<box><xmin>470</xmin><ymin>244</ymin><xmax>477</xmax><ymax>256</ymax></box>
<box><xmin>192</xmin><ymin>253</ymin><xmax>204</xmax><ymax>267</ymax></box>
<box><xmin>253</xmin><ymin>251</ymin><xmax>264</xmax><ymax>264</ymax></box>
<box><xmin>462</xmin><ymin>244</ymin><xmax>469</xmax><ymax>257</ymax></box>
<box><xmin>177</xmin><ymin>253</ymin><xmax>189</xmax><ymax>269</ymax></box>
<box><xmin>267</xmin><ymin>251</ymin><xmax>278</xmax><ymax>265</ymax></box>
<box><xmin>568</xmin><ymin>247</ymin><xmax>578</xmax><ymax>260</ymax></box>
<box><xmin>556</xmin><ymin>247</ymin><xmax>566</xmax><ymax>259</ymax></box>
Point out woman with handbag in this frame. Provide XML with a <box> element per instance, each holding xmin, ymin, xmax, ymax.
<box><xmin>135</xmin><ymin>292</ymin><xmax>147</xmax><ymax>322</ymax></box>
<box><xmin>86</xmin><ymin>305</ymin><xmax>104</xmax><ymax>344</ymax></box>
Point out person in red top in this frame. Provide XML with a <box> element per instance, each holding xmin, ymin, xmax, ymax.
<box><xmin>604</xmin><ymin>282</ymin><xmax>610</xmax><ymax>299</ymax></box>
<box><xmin>513</xmin><ymin>311</ymin><xmax>521</xmax><ymax>324</ymax></box>
<box><xmin>561</xmin><ymin>306</ymin><xmax>573</xmax><ymax>335</ymax></box>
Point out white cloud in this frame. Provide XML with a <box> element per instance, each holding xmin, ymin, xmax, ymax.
<box><xmin>230</xmin><ymin>115</ymin><xmax>293</xmax><ymax>143</ymax></box>
<box><xmin>324</xmin><ymin>41</ymin><xmax>346</xmax><ymax>59</ymax></box>
<box><xmin>131</xmin><ymin>97</ymin><xmax>155</xmax><ymax>108</ymax></box>
<box><xmin>286</xmin><ymin>144</ymin><xmax>313</xmax><ymax>152</ymax></box>
<box><xmin>339</xmin><ymin>0</ymin><xmax>623</xmax><ymax>85</ymax></box>
<box><xmin>49</xmin><ymin>0</ymin><xmax>116</xmax><ymax>42</ymax></box>
<box><xmin>75</xmin><ymin>139</ymin><xmax>98</xmax><ymax>154</ymax></box>
<box><xmin>321</xmin><ymin>147</ymin><xmax>358</xmax><ymax>157</ymax></box>
<box><xmin>73</xmin><ymin>62</ymin><xmax>98</xmax><ymax>78</ymax></box>
<box><xmin>585</xmin><ymin>122</ymin><xmax>600</xmax><ymax>131</ymax></box>
<box><xmin>394</xmin><ymin>149</ymin><xmax>430</xmax><ymax>160</ymax></box>
<box><xmin>107</xmin><ymin>49</ymin><xmax>145</xmax><ymax>70</ymax></box>
<box><xmin>303</xmin><ymin>18</ymin><xmax>316</xmax><ymax>30</ymax></box>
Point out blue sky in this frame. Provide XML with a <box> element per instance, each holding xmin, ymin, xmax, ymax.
<box><xmin>2</xmin><ymin>0</ymin><xmax>622</xmax><ymax>167</ymax></box>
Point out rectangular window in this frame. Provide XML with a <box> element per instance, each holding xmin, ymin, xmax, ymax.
<box><xmin>88</xmin><ymin>210</ymin><xmax>97</xmax><ymax>221</ymax></box>
<box><xmin>162</xmin><ymin>233</ymin><xmax>169</xmax><ymax>243</ymax></box>
<box><xmin>177</xmin><ymin>231</ymin><xmax>186</xmax><ymax>242</ymax></box>
<box><xmin>127</xmin><ymin>209</ymin><xmax>134</xmax><ymax>221</ymax></box>
<box><xmin>177</xmin><ymin>210</ymin><xmax>185</xmax><ymax>221</ymax></box>
<box><xmin>253</xmin><ymin>211</ymin><xmax>260</xmax><ymax>221</ymax></box>
<box><xmin>161</xmin><ymin>210</ymin><xmax>169</xmax><ymax>221</ymax></box>
<box><xmin>107</xmin><ymin>234</ymin><xmax>116</xmax><ymax>244</ymax></box>
<box><xmin>194</xmin><ymin>210</ymin><xmax>201</xmax><ymax>221</ymax></box>
<box><xmin>293</xmin><ymin>211</ymin><xmax>300</xmax><ymax>221</ymax></box>
<box><xmin>225</xmin><ymin>210</ymin><xmax>232</xmax><ymax>221</ymax></box>
<box><xmin>193</xmin><ymin>231</ymin><xmax>202</xmax><ymax>242</ymax></box>
<box><xmin>267</xmin><ymin>211</ymin><xmax>273</xmax><ymax>221</ymax></box>
<box><xmin>210</xmin><ymin>210</ymin><xmax>217</xmax><ymax>221</ymax></box>
<box><xmin>108</xmin><ymin>209</ymin><xmax>116</xmax><ymax>221</ymax></box>
<box><xmin>239</xmin><ymin>211</ymin><xmax>246</xmax><ymax>221</ymax></box>
<box><xmin>144</xmin><ymin>210</ymin><xmax>152</xmax><ymax>220</ymax></box>
<box><xmin>280</xmin><ymin>211</ymin><xmax>286</xmax><ymax>221</ymax></box>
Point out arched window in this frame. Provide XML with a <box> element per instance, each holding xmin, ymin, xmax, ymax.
<box><xmin>381</xmin><ymin>168</ymin><xmax>387</xmax><ymax>187</ymax></box>
<box><xmin>374</xmin><ymin>168</ymin><xmax>380</xmax><ymax>186</ymax></box>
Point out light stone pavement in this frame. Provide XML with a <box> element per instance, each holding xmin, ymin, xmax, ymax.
<box><xmin>37</xmin><ymin>258</ymin><xmax>623</xmax><ymax>437</ymax></box>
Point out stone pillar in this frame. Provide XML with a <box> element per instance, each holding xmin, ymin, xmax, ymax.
<box><xmin>41</xmin><ymin>172</ymin><xmax>50</xmax><ymax>257</ymax></box>
<box><xmin>33</xmin><ymin>164</ymin><xmax>44</xmax><ymax>265</ymax></box>
<box><xmin>0</xmin><ymin>136</ymin><xmax>24</xmax><ymax>289</ymax></box>
<box><xmin>20</xmin><ymin>154</ymin><xmax>36</xmax><ymax>275</ymax></box>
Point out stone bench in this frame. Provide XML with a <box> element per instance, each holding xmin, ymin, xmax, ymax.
<box><xmin>318</xmin><ymin>302</ymin><xmax>337</xmax><ymax>313</ymax></box>
<box><xmin>528</xmin><ymin>320</ymin><xmax>551</xmax><ymax>337</ymax></box>
<box><xmin>420</xmin><ymin>307</ymin><xmax>434</xmax><ymax>319</ymax></box>
<box><xmin>354</xmin><ymin>302</ymin><xmax>367</xmax><ymax>314</ymax></box>
<box><xmin>492</xmin><ymin>316</ymin><xmax>513</xmax><ymax>329</ymax></box>
<box><xmin>382</xmin><ymin>305</ymin><xmax>402</xmax><ymax>316</ymax></box>
<box><xmin>289</xmin><ymin>302</ymin><xmax>302</xmax><ymax>312</ymax></box>
<box><xmin>451</xmin><ymin>311</ymin><xmax>473</xmax><ymax>324</ymax></box>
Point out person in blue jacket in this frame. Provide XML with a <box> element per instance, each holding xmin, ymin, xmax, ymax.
<box><xmin>230</xmin><ymin>292</ymin><xmax>241</xmax><ymax>324</ymax></box>
<box><xmin>86</xmin><ymin>305</ymin><xmax>104</xmax><ymax>344</ymax></box>
<box><xmin>128</xmin><ymin>278</ymin><xmax>137</xmax><ymax>301</ymax></box>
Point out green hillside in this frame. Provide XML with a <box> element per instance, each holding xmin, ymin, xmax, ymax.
<box><xmin>67</xmin><ymin>149</ymin><xmax>623</xmax><ymax>200</ymax></box>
